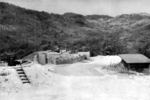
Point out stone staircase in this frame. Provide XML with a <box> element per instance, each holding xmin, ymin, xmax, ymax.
<box><xmin>15</xmin><ymin>66</ymin><xmax>30</xmax><ymax>84</ymax></box>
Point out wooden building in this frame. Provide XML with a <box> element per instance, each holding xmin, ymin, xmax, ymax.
<box><xmin>119</xmin><ymin>54</ymin><xmax>150</xmax><ymax>72</ymax></box>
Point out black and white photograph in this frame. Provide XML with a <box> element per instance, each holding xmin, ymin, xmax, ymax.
<box><xmin>0</xmin><ymin>0</ymin><xmax>150</xmax><ymax>100</ymax></box>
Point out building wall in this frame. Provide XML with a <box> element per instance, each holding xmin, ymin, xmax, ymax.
<box><xmin>143</xmin><ymin>65</ymin><xmax>150</xmax><ymax>74</ymax></box>
<box><xmin>122</xmin><ymin>60</ymin><xmax>150</xmax><ymax>72</ymax></box>
<box><xmin>37</xmin><ymin>53</ymin><xmax>47</xmax><ymax>65</ymax></box>
<box><xmin>129</xmin><ymin>63</ymin><xmax>149</xmax><ymax>72</ymax></box>
<box><xmin>122</xmin><ymin>60</ymin><xmax>130</xmax><ymax>69</ymax></box>
<box><xmin>47</xmin><ymin>54</ymin><xmax>60</xmax><ymax>64</ymax></box>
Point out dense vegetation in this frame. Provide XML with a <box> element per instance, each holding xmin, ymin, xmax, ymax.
<box><xmin>0</xmin><ymin>2</ymin><xmax>150</xmax><ymax>58</ymax></box>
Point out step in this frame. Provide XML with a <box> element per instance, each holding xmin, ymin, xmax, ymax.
<box><xmin>16</xmin><ymin>69</ymin><xmax>23</xmax><ymax>71</ymax></box>
<box><xmin>22</xmin><ymin>80</ymin><xmax>30</xmax><ymax>83</ymax></box>
<box><xmin>17</xmin><ymin>70</ymin><xmax>23</xmax><ymax>72</ymax></box>
<box><xmin>16</xmin><ymin>67</ymin><xmax>23</xmax><ymax>70</ymax></box>
<box><xmin>18</xmin><ymin>72</ymin><xmax>25</xmax><ymax>74</ymax></box>
<box><xmin>20</xmin><ymin>77</ymin><xmax>28</xmax><ymax>80</ymax></box>
<box><xmin>23</xmin><ymin>82</ymin><xmax>30</xmax><ymax>84</ymax></box>
<box><xmin>16</xmin><ymin>68</ymin><xmax>22</xmax><ymax>70</ymax></box>
<box><xmin>22</xmin><ymin>79</ymin><xmax>30</xmax><ymax>82</ymax></box>
<box><xmin>17</xmin><ymin>71</ymin><xmax>24</xmax><ymax>73</ymax></box>
<box><xmin>18</xmin><ymin>74</ymin><xmax>26</xmax><ymax>77</ymax></box>
<box><xmin>15</xmin><ymin>67</ymin><xmax>30</xmax><ymax>84</ymax></box>
<box><xmin>23</xmin><ymin>81</ymin><xmax>30</xmax><ymax>83</ymax></box>
<box><xmin>16</xmin><ymin>70</ymin><xmax>23</xmax><ymax>72</ymax></box>
<box><xmin>15</xmin><ymin>67</ymin><xmax>22</xmax><ymax>69</ymax></box>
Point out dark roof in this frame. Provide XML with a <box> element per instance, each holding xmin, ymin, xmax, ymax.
<box><xmin>119</xmin><ymin>54</ymin><xmax>150</xmax><ymax>63</ymax></box>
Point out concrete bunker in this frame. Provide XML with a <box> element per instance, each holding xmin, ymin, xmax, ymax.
<box><xmin>23</xmin><ymin>50</ymin><xmax>90</xmax><ymax>65</ymax></box>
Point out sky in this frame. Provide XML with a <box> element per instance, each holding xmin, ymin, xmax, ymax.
<box><xmin>0</xmin><ymin>0</ymin><xmax>150</xmax><ymax>16</ymax></box>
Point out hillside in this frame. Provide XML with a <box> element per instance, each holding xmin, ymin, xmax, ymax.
<box><xmin>0</xmin><ymin>56</ymin><xmax>150</xmax><ymax>100</ymax></box>
<box><xmin>0</xmin><ymin>2</ymin><xmax>150</xmax><ymax>58</ymax></box>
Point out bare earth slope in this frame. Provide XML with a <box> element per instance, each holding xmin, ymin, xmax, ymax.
<box><xmin>0</xmin><ymin>56</ymin><xmax>150</xmax><ymax>100</ymax></box>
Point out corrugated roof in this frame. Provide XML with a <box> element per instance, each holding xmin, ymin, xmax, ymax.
<box><xmin>119</xmin><ymin>54</ymin><xmax>150</xmax><ymax>63</ymax></box>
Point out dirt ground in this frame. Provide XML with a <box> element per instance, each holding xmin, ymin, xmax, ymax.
<box><xmin>0</xmin><ymin>56</ymin><xmax>150</xmax><ymax>100</ymax></box>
